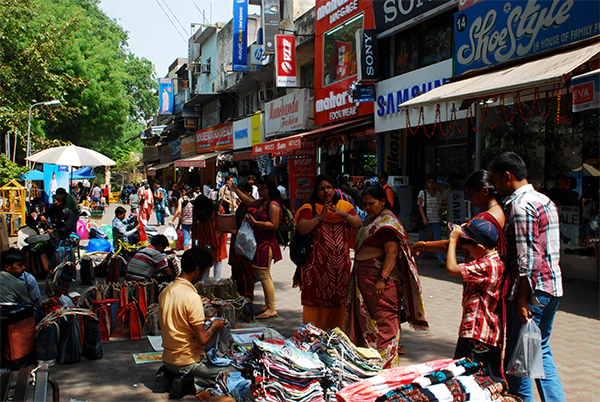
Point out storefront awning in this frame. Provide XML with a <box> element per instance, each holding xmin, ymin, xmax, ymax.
<box><xmin>252</xmin><ymin>117</ymin><xmax>372</xmax><ymax>156</ymax></box>
<box><xmin>174</xmin><ymin>151</ymin><xmax>221</xmax><ymax>168</ymax></box>
<box><xmin>148</xmin><ymin>161</ymin><xmax>173</xmax><ymax>171</ymax></box>
<box><xmin>399</xmin><ymin>42</ymin><xmax>600</xmax><ymax>110</ymax></box>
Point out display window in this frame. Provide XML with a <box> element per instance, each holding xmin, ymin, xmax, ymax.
<box><xmin>322</xmin><ymin>14</ymin><xmax>362</xmax><ymax>87</ymax></box>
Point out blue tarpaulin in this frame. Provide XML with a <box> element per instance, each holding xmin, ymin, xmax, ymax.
<box><xmin>21</xmin><ymin>169</ymin><xmax>44</xmax><ymax>181</ymax></box>
<box><xmin>72</xmin><ymin>166</ymin><xmax>95</xmax><ymax>179</ymax></box>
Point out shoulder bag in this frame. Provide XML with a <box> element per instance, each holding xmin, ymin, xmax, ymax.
<box><xmin>215</xmin><ymin>187</ymin><xmax>237</xmax><ymax>234</ymax></box>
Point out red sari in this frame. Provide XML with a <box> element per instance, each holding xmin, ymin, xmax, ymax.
<box><xmin>345</xmin><ymin>211</ymin><xmax>429</xmax><ymax>368</ymax></box>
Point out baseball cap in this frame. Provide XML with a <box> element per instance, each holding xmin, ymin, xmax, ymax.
<box><xmin>448</xmin><ymin>219</ymin><xmax>498</xmax><ymax>249</ymax></box>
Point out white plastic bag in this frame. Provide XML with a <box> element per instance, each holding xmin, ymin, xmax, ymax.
<box><xmin>507</xmin><ymin>318</ymin><xmax>545</xmax><ymax>378</ymax></box>
<box><xmin>163</xmin><ymin>225</ymin><xmax>178</xmax><ymax>241</ymax></box>
<box><xmin>235</xmin><ymin>221</ymin><xmax>256</xmax><ymax>260</ymax></box>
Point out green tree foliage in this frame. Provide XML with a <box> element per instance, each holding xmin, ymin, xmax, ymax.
<box><xmin>0</xmin><ymin>154</ymin><xmax>28</xmax><ymax>186</ymax></box>
<box><xmin>0</xmin><ymin>0</ymin><xmax>158</xmax><ymax>164</ymax></box>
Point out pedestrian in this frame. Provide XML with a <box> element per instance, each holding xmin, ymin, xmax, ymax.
<box><xmin>294</xmin><ymin>174</ymin><xmax>361</xmax><ymax>331</ymax></box>
<box><xmin>488</xmin><ymin>152</ymin><xmax>565</xmax><ymax>401</ymax></box>
<box><xmin>378</xmin><ymin>171</ymin><xmax>397</xmax><ymax>214</ymax></box>
<box><xmin>190</xmin><ymin>193</ymin><xmax>225</xmax><ymax>283</ymax></box>
<box><xmin>91</xmin><ymin>184</ymin><xmax>102</xmax><ymax>205</ymax></box>
<box><xmin>203</xmin><ymin>180</ymin><xmax>213</xmax><ymax>198</ymax></box>
<box><xmin>218</xmin><ymin>176</ymin><xmax>236</xmax><ymax>214</ymax></box>
<box><xmin>139</xmin><ymin>183</ymin><xmax>154</xmax><ymax>225</ymax></box>
<box><xmin>103</xmin><ymin>184</ymin><xmax>110</xmax><ymax>205</ymax></box>
<box><xmin>154</xmin><ymin>183</ymin><xmax>168</xmax><ymax>226</ymax></box>
<box><xmin>129</xmin><ymin>189</ymin><xmax>140</xmax><ymax>215</ymax></box>
<box><xmin>170</xmin><ymin>186</ymin><xmax>194</xmax><ymax>251</ymax></box>
<box><xmin>247</xmin><ymin>175</ymin><xmax>259</xmax><ymax>199</ymax></box>
<box><xmin>445</xmin><ymin>220</ymin><xmax>505</xmax><ymax>378</ymax></box>
<box><xmin>416</xmin><ymin>176</ymin><xmax>446</xmax><ymax>265</ymax></box>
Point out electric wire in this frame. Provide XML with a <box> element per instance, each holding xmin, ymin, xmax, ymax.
<box><xmin>154</xmin><ymin>0</ymin><xmax>188</xmax><ymax>43</ymax></box>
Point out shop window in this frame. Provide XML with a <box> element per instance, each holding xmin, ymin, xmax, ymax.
<box><xmin>418</xmin><ymin>21</ymin><xmax>452</xmax><ymax>68</ymax></box>
<box><xmin>322</xmin><ymin>14</ymin><xmax>363</xmax><ymax>87</ymax></box>
<box><xmin>300</xmin><ymin>61</ymin><xmax>314</xmax><ymax>88</ymax></box>
<box><xmin>394</xmin><ymin>32</ymin><xmax>418</xmax><ymax>76</ymax></box>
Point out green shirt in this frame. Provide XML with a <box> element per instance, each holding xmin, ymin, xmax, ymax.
<box><xmin>0</xmin><ymin>271</ymin><xmax>33</xmax><ymax>304</ymax></box>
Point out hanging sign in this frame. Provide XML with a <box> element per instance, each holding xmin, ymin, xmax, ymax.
<box><xmin>158</xmin><ymin>78</ymin><xmax>174</xmax><ymax>115</ymax></box>
<box><xmin>356</xmin><ymin>29</ymin><xmax>378</xmax><ymax>82</ymax></box>
<box><xmin>232</xmin><ymin>0</ymin><xmax>248</xmax><ymax>72</ymax></box>
<box><xmin>288</xmin><ymin>157</ymin><xmax>317</xmax><ymax>212</ymax></box>
<box><xmin>275</xmin><ymin>35</ymin><xmax>297</xmax><ymax>87</ymax></box>
<box><xmin>265</xmin><ymin>89</ymin><xmax>310</xmax><ymax>137</ymax></box>
<box><xmin>196</xmin><ymin>122</ymin><xmax>233</xmax><ymax>153</ymax></box>
<box><xmin>572</xmin><ymin>70</ymin><xmax>600</xmax><ymax>113</ymax></box>
<box><xmin>262</xmin><ymin>0</ymin><xmax>280</xmax><ymax>53</ymax></box>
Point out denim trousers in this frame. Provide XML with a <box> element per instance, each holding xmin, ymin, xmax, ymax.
<box><xmin>505</xmin><ymin>290</ymin><xmax>566</xmax><ymax>402</ymax></box>
<box><xmin>155</xmin><ymin>209</ymin><xmax>165</xmax><ymax>225</ymax></box>
<box><xmin>418</xmin><ymin>222</ymin><xmax>445</xmax><ymax>262</ymax></box>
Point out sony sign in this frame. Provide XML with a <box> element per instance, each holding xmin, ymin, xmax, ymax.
<box><xmin>373</xmin><ymin>0</ymin><xmax>456</xmax><ymax>37</ymax></box>
<box><xmin>356</xmin><ymin>29</ymin><xmax>378</xmax><ymax>82</ymax></box>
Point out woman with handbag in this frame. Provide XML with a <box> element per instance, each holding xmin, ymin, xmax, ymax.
<box><xmin>294</xmin><ymin>174</ymin><xmax>361</xmax><ymax>331</ymax></box>
<box><xmin>229</xmin><ymin>175</ymin><xmax>281</xmax><ymax>320</ymax></box>
<box><xmin>169</xmin><ymin>186</ymin><xmax>194</xmax><ymax>251</ymax></box>
<box><xmin>416</xmin><ymin>176</ymin><xmax>446</xmax><ymax>264</ymax></box>
<box><xmin>191</xmin><ymin>193</ymin><xmax>227</xmax><ymax>283</ymax></box>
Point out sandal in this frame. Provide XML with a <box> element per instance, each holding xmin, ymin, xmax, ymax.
<box><xmin>256</xmin><ymin>312</ymin><xmax>278</xmax><ymax>319</ymax></box>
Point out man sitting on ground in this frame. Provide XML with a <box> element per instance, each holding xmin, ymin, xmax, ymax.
<box><xmin>125</xmin><ymin>235</ymin><xmax>175</xmax><ymax>281</ymax></box>
<box><xmin>1</xmin><ymin>248</ymin><xmax>33</xmax><ymax>304</ymax></box>
<box><xmin>157</xmin><ymin>247</ymin><xmax>232</xmax><ymax>399</ymax></box>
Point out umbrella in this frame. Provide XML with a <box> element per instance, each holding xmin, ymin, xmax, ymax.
<box><xmin>25</xmin><ymin>145</ymin><xmax>116</xmax><ymax>167</ymax></box>
<box><xmin>573</xmin><ymin>163</ymin><xmax>600</xmax><ymax>177</ymax></box>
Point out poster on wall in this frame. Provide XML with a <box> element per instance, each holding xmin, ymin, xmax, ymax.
<box><xmin>158</xmin><ymin>78</ymin><xmax>174</xmax><ymax>115</ymax></box>
<box><xmin>43</xmin><ymin>164</ymin><xmax>69</xmax><ymax>204</ymax></box>
<box><xmin>335</xmin><ymin>41</ymin><xmax>351</xmax><ymax>81</ymax></box>
<box><xmin>232</xmin><ymin>0</ymin><xmax>248</xmax><ymax>72</ymax></box>
<box><xmin>288</xmin><ymin>157</ymin><xmax>317</xmax><ymax>212</ymax></box>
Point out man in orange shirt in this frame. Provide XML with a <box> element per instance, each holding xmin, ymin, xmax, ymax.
<box><xmin>378</xmin><ymin>171</ymin><xmax>399</xmax><ymax>216</ymax></box>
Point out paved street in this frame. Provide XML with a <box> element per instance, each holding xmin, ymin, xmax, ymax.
<box><xmin>18</xmin><ymin>203</ymin><xmax>600</xmax><ymax>401</ymax></box>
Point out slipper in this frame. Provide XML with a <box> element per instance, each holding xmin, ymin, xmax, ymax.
<box><xmin>256</xmin><ymin>312</ymin><xmax>278</xmax><ymax>320</ymax></box>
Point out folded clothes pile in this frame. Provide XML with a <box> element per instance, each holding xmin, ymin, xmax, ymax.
<box><xmin>250</xmin><ymin>338</ymin><xmax>328</xmax><ymax>402</ymax></box>
<box><xmin>287</xmin><ymin>323</ymin><xmax>325</xmax><ymax>353</ymax></box>
<box><xmin>214</xmin><ymin>370</ymin><xmax>252</xmax><ymax>401</ymax></box>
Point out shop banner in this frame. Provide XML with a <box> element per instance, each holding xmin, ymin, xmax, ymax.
<box><xmin>335</xmin><ymin>41</ymin><xmax>351</xmax><ymax>81</ymax></box>
<box><xmin>169</xmin><ymin>139</ymin><xmax>181</xmax><ymax>160</ymax></box>
<box><xmin>288</xmin><ymin>157</ymin><xmax>317</xmax><ymax>212</ymax></box>
<box><xmin>374</xmin><ymin>60</ymin><xmax>468</xmax><ymax>133</ymax></box>
<box><xmin>180</xmin><ymin>135</ymin><xmax>196</xmax><ymax>158</ymax></box>
<box><xmin>253</xmin><ymin>135</ymin><xmax>302</xmax><ymax>156</ymax></box>
<box><xmin>196</xmin><ymin>122</ymin><xmax>233</xmax><ymax>153</ymax></box>
<box><xmin>314</xmin><ymin>79</ymin><xmax>374</xmax><ymax>126</ymax></box>
<box><xmin>275</xmin><ymin>35</ymin><xmax>297</xmax><ymax>87</ymax></box>
<box><xmin>274</xmin><ymin>137</ymin><xmax>316</xmax><ymax>157</ymax></box>
<box><xmin>265</xmin><ymin>89</ymin><xmax>310</xmax><ymax>137</ymax></box>
<box><xmin>373</xmin><ymin>0</ymin><xmax>455</xmax><ymax>38</ymax></box>
<box><xmin>454</xmin><ymin>0</ymin><xmax>600</xmax><ymax>75</ymax></box>
<box><xmin>232</xmin><ymin>0</ymin><xmax>248</xmax><ymax>72</ymax></box>
<box><xmin>572</xmin><ymin>70</ymin><xmax>600</xmax><ymax>113</ymax></box>
<box><xmin>262</xmin><ymin>0</ymin><xmax>280</xmax><ymax>53</ymax></box>
<box><xmin>251</xmin><ymin>114</ymin><xmax>263</xmax><ymax>145</ymax></box>
<box><xmin>234</xmin><ymin>114</ymin><xmax>264</xmax><ymax>149</ymax></box>
<box><xmin>158</xmin><ymin>78</ymin><xmax>174</xmax><ymax>115</ymax></box>
<box><xmin>356</xmin><ymin>29</ymin><xmax>378</xmax><ymax>82</ymax></box>
<box><xmin>175</xmin><ymin>158</ymin><xmax>207</xmax><ymax>168</ymax></box>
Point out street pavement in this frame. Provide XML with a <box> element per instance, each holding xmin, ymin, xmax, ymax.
<box><xmin>14</xmin><ymin>202</ymin><xmax>599</xmax><ymax>401</ymax></box>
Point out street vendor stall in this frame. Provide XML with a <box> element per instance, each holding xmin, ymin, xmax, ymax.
<box><xmin>0</xmin><ymin>179</ymin><xmax>27</xmax><ymax>235</ymax></box>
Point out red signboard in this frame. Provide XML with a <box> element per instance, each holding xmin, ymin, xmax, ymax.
<box><xmin>288</xmin><ymin>156</ymin><xmax>317</xmax><ymax>212</ymax></box>
<box><xmin>314</xmin><ymin>79</ymin><xmax>374</xmax><ymax>126</ymax></box>
<box><xmin>196</xmin><ymin>122</ymin><xmax>233</xmax><ymax>153</ymax></box>
<box><xmin>275</xmin><ymin>35</ymin><xmax>297</xmax><ymax>87</ymax></box>
<box><xmin>174</xmin><ymin>159</ymin><xmax>206</xmax><ymax>168</ymax></box>
<box><xmin>573</xmin><ymin>82</ymin><xmax>594</xmax><ymax>105</ymax></box>
<box><xmin>253</xmin><ymin>135</ymin><xmax>303</xmax><ymax>156</ymax></box>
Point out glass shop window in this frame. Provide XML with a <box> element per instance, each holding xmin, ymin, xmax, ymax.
<box><xmin>322</xmin><ymin>14</ymin><xmax>363</xmax><ymax>87</ymax></box>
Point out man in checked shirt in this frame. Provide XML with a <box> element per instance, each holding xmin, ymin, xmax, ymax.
<box><xmin>489</xmin><ymin>152</ymin><xmax>565</xmax><ymax>402</ymax></box>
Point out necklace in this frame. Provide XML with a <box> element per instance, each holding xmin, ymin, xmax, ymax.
<box><xmin>488</xmin><ymin>203</ymin><xmax>500</xmax><ymax>210</ymax></box>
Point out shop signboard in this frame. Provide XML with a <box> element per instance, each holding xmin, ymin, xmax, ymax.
<box><xmin>274</xmin><ymin>138</ymin><xmax>315</xmax><ymax>157</ymax></box>
<box><xmin>447</xmin><ymin>190</ymin><xmax>465</xmax><ymax>226</ymax></box>
<box><xmin>454</xmin><ymin>0</ymin><xmax>600</xmax><ymax>75</ymax></box>
<box><xmin>288</xmin><ymin>156</ymin><xmax>317</xmax><ymax>212</ymax></box>
<box><xmin>169</xmin><ymin>139</ymin><xmax>181</xmax><ymax>160</ymax></box>
<box><xmin>233</xmin><ymin>114</ymin><xmax>263</xmax><ymax>149</ymax></box>
<box><xmin>275</xmin><ymin>35</ymin><xmax>297</xmax><ymax>87</ymax></box>
<box><xmin>373</xmin><ymin>0</ymin><xmax>455</xmax><ymax>38</ymax></box>
<box><xmin>572</xmin><ymin>70</ymin><xmax>600</xmax><ymax>113</ymax></box>
<box><xmin>196</xmin><ymin>122</ymin><xmax>233</xmax><ymax>153</ymax></box>
<box><xmin>356</xmin><ymin>29</ymin><xmax>378</xmax><ymax>82</ymax></box>
<box><xmin>252</xmin><ymin>135</ymin><xmax>303</xmax><ymax>156</ymax></box>
<box><xmin>232</xmin><ymin>0</ymin><xmax>248</xmax><ymax>72</ymax></box>
<box><xmin>250</xmin><ymin>44</ymin><xmax>270</xmax><ymax>65</ymax></box>
<box><xmin>315</xmin><ymin>80</ymin><xmax>374</xmax><ymax>126</ymax></box>
<box><xmin>262</xmin><ymin>0</ymin><xmax>280</xmax><ymax>53</ymax></box>
<box><xmin>374</xmin><ymin>60</ymin><xmax>468</xmax><ymax>132</ymax></box>
<box><xmin>158</xmin><ymin>78</ymin><xmax>174</xmax><ymax>115</ymax></box>
<box><xmin>180</xmin><ymin>135</ymin><xmax>196</xmax><ymax>158</ymax></box>
<box><xmin>265</xmin><ymin>89</ymin><xmax>310</xmax><ymax>137</ymax></box>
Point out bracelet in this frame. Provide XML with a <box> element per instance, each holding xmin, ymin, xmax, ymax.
<box><xmin>344</xmin><ymin>211</ymin><xmax>349</xmax><ymax>218</ymax></box>
<box><xmin>380</xmin><ymin>273</ymin><xmax>389</xmax><ymax>283</ymax></box>
<box><xmin>316</xmin><ymin>215</ymin><xmax>322</xmax><ymax>221</ymax></box>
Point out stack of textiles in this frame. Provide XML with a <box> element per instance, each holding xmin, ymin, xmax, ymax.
<box><xmin>214</xmin><ymin>370</ymin><xmax>252</xmax><ymax>401</ymax></box>
<box><xmin>337</xmin><ymin>359</ymin><xmax>521</xmax><ymax>402</ymax></box>
<box><xmin>318</xmin><ymin>328</ymin><xmax>383</xmax><ymax>400</ymax></box>
<box><xmin>287</xmin><ymin>323</ymin><xmax>325</xmax><ymax>353</ymax></box>
<box><xmin>250</xmin><ymin>339</ymin><xmax>328</xmax><ymax>402</ymax></box>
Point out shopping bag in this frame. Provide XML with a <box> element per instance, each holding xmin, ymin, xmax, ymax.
<box><xmin>507</xmin><ymin>318</ymin><xmax>545</xmax><ymax>379</ymax></box>
<box><xmin>163</xmin><ymin>225</ymin><xmax>178</xmax><ymax>241</ymax></box>
<box><xmin>215</xmin><ymin>213</ymin><xmax>237</xmax><ymax>234</ymax></box>
<box><xmin>235</xmin><ymin>221</ymin><xmax>257</xmax><ymax>259</ymax></box>
<box><xmin>176</xmin><ymin>229</ymin><xmax>184</xmax><ymax>251</ymax></box>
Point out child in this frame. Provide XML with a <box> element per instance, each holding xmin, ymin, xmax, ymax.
<box><xmin>446</xmin><ymin>219</ymin><xmax>505</xmax><ymax>377</ymax></box>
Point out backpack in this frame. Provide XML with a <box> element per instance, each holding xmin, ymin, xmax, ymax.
<box><xmin>385</xmin><ymin>185</ymin><xmax>401</xmax><ymax>216</ymax></box>
<box><xmin>275</xmin><ymin>204</ymin><xmax>295</xmax><ymax>247</ymax></box>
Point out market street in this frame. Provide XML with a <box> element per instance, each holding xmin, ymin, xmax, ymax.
<box><xmin>33</xmin><ymin>202</ymin><xmax>599</xmax><ymax>401</ymax></box>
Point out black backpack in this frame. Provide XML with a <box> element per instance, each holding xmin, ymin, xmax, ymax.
<box><xmin>386</xmin><ymin>185</ymin><xmax>401</xmax><ymax>216</ymax></box>
<box><xmin>276</xmin><ymin>204</ymin><xmax>295</xmax><ymax>247</ymax></box>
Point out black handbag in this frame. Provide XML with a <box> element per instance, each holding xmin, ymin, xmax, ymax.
<box><xmin>289</xmin><ymin>204</ymin><xmax>316</xmax><ymax>267</ymax></box>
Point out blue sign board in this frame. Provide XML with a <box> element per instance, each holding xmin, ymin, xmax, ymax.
<box><xmin>158</xmin><ymin>78</ymin><xmax>174</xmax><ymax>114</ymax></box>
<box><xmin>454</xmin><ymin>0</ymin><xmax>600</xmax><ymax>75</ymax></box>
<box><xmin>232</xmin><ymin>0</ymin><xmax>248</xmax><ymax>72</ymax></box>
<box><xmin>170</xmin><ymin>139</ymin><xmax>181</xmax><ymax>160</ymax></box>
<box><xmin>174</xmin><ymin>91</ymin><xmax>185</xmax><ymax>114</ymax></box>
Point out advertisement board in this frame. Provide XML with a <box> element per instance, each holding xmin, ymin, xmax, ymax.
<box><xmin>265</xmin><ymin>89</ymin><xmax>310</xmax><ymax>137</ymax></box>
<box><xmin>262</xmin><ymin>0</ymin><xmax>280</xmax><ymax>53</ymax></box>
<box><xmin>196</xmin><ymin>122</ymin><xmax>233</xmax><ymax>153</ymax></box>
<box><xmin>233</xmin><ymin>114</ymin><xmax>264</xmax><ymax>149</ymax></box>
<box><xmin>275</xmin><ymin>35</ymin><xmax>297</xmax><ymax>87</ymax></box>
<box><xmin>288</xmin><ymin>156</ymin><xmax>317</xmax><ymax>212</ymax></box>
<box><xmin>454</xmin><ymin>0</ymin><xmax>600</xmax><ymax>75</ymax></box>
<box><xmin>356</xmin><ymin>29</ymin><xmax>378</xmax><ymax>82</ymax></box>
<box><xmin>232</xmin><ymin>0</ymin><xmax>248</xmax><ymax>72</ymax></box>
<box><xmin>314</xmin><ymin>80</ymin><xmax>373</xmax><ymax>126</ymax></box>
<box><xmin>572</xmin><ymin>70</ymin><xmax>600</xmax><ymax>113</ymax></box>
<box><xmin>373</xmin><ymin>0</ymin><xmax>455</xmax><ymax>38</ymax></box>
<box><xmin>158</xmin><ymin>78</ymin><xmax>174</xmax><ymax>115</ymax></box>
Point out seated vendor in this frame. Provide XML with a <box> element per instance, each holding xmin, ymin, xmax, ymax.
<box><xmin>112</xmin><ymin>206</ymin><xmax>139</xmax><ymax>249</ymax></box>
<box><xmin>157</xmin><ymin>247</ymin><xmax>231</xmax><ymax>398</ymax></box>
<box><xmin>39</xmin><ymin>193</ymin><xmax>76</xmax><ymax>245</ymax></box>
<box><xmin>125</xmin><ymin>235</ymin><xmax>175</xmax><ymax>281</ymax></box>
<box><xmin>0</xmin><ymin>248</ymin><xmax>33</xmax><ymax>304</ymax></box>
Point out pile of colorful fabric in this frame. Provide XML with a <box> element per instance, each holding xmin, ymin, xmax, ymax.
<box><xmin>336</xmin><ymin>358</ymin><xmax>521</xmax><ymax>402</ymax></box>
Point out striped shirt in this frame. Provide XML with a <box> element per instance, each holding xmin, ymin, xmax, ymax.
<box><xmin>126</xmin><ymin>246</ymin><xmax>168</xmax><ymax>281</ymax></box>
<box><xmin>503</xmin><ymin>184</ymin><xmax>563</xmax><ymax>301</ymax></box>
<box><xmin>459</xmin><ymin>250</ymin><xmax>504</xmax><ymax>347</ymax></box>
<box><xmin>418</xmin><ymin>190</ymin><xmax>442</xmax><ymax>223</ymax></box>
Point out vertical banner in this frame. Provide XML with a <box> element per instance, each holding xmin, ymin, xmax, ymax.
<box><xmin>232</xmin><ymin>0</ymin><xmax>248</xmax><ymax>72</ymax></box>
<box><xmin>288</xmin><ymin>157</ymin><xmax>317</xmax><ymax>212</ymax></box>
<box><xmin>262</xmin><ymin>0</ymin><xmax>280</xmax><ymax>54</ymax></box>
<box><xmin>356</xmin><ymin>29</ymin><xmax>378</xmax><ymax>82</ymax></box>
<box><xmin>251</xmin><ymin>114</ymin><xmax>263</xmax><ymax>145</ymax></box>
<box><xmin>335</xmin><ymin>41</ymin><xmax>351</xmax><ymax>81</ymax></box>
<box><xmin>158</xmin><ymin>78</ymin><xmax>174</xmax><ymax>115</ymax></box>
<box><xmin>275</xmin><ymin>34</ymin><xmax>297</xmax><ymax>87</ymax></box>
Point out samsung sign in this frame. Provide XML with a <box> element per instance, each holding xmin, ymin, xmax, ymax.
<box><xmin>374</xmin><ymin>0</ymin><xmax>456</xmax><ymax>37</ymax></box>
<box><xmin>374</xmin><ymin>60</ymin><xmax>467</xmax><ymax>132</ymax></box>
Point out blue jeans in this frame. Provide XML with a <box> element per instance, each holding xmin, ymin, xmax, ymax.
<box><xmin>418</xmin><ymin>222</ymin><xmax>445</xmax><ymax>262</ymax></box>
<box><xmin>181</xmin><ymin>224</ymin><xmax>192</xmax><ymax>247</ymax></box>
<box><xmin>155</xmin><ymin>209</ymin><xmax>165</xmax><ymax>225</ymax></box>
<box><xmin>505</xmin><ymin>291</ymin><xmax>566</xmax><ymax>402</ymax></box>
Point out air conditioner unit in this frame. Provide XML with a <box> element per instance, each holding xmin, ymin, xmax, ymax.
<box><xmin>389</xmin><ymin>176</ymin><xmax>409</xmax><ymax>186</ymax></box>
<box><xmin>193</xmin><ymin>65</ymin><xmax>202</xmax><ymax>74</ymax></box>
<box><xmin>201</xmin><ymin>64</ymin><xmax>211</xmax><ymax>74</ymax></box>
<box><xmin>258</xmin><ymin>89</ymin><xmax>273</xmax><ymax>103</ymax></box>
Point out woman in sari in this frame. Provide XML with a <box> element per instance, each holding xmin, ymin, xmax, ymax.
<box><xmin>190</xmin><ymin>193</ymin><xmax>227</xmax><ymax>282</ymax></box>
<box><xmin>230</xmin><ymin>175</ymin><xmax>281</xmax><ymax>319</ymax></box>
<box><xmin>345</xmin><ymin>185</ymin><xmax>429</xmax><ymax>368</ymax></box>
<box><xmin>294</xmin><ymin>174</ymin><xmax>362</xmax><ymax>331</ymax></box>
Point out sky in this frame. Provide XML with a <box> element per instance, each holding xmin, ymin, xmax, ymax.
<box><xmin>98</xmin><ymin>0</ymin><xmax>247</xmax><ymax>77</ymax></box>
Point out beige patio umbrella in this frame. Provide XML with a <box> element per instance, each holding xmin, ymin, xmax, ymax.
<box><xmin>25</xmin><ymin>145</ymin><xmax>116</xmax><ymax>167</ymax></box>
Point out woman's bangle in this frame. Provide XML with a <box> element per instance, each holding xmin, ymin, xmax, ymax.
<box><xmin>316</xmin><ymin>214</ymin><xmax>321</xmax><ymax>221</ymax></box>
<box><xmin>380</xmin><ymin>273</ymin><xmax>389</xmax><ymax>283</ymax></box>
<box><xmin>344</xmin><ymin>211</ymin><xmax>349</xmax><ymax>218</ymax></box>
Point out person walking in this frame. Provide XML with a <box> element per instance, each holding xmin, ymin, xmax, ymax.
<box><xmin>488</xmin><ymin>152</ymin><xmax>565</xmax><ymax>401</ymax></box>
<box><xmin>417</xmin><ymin>176</ymin><xmax>446</xmax><ymax>265</ymax></box>
<box><xmin>154</xmin><ymin>183</ymin><xmax>168</xmax><ymax>226</ymax></box>
<box><xmin>170</xmin><ymin>187</ymin><xmax>194</xmax><ymax>251</ymax></box>
<box><xmin>294</xmin><ymin>174</ymin><xmax>361</xmax><ymax>331</ymax></box>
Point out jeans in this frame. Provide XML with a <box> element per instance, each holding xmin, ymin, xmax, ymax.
<box><xmin>203</xmin><ymin>261</ymin><xmax>222</xmax><ymax>283</ymax></box>
<box><xmin>164</xmin><ymin>356</ymin><xmax>229</xmax><ymax>392</ymax></box>
<box><xmin>505</xmin><ymin>291</ymin><xmax>566</xmax><ymax>402</ymax></box>
<box><xmin>155</xmin><ymin>209</ymin><xmax>165</xmax><ymax>225</ymax></box>
<box><xmin>181</xmin><ymin>224</ymin><xmax>192</xmax><ymax>247</ymax></box>
<box><xmin>418</xmin><ymin>222</ymin><xmax>445</xmax><ymax>262</ymax></box>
